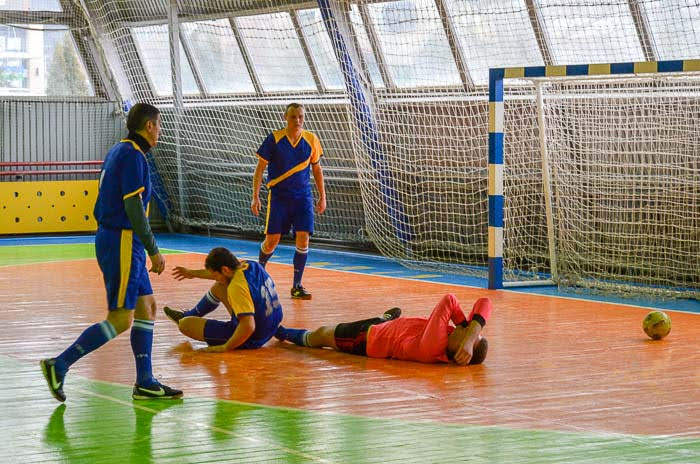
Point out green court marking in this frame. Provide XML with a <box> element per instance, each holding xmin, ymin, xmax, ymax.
<box><xmin>3</xmin><ymin>356</ymin><xmax>699</xmax><ymax>464</ymax></box>
<box><xmin>0</xmin><ymin>244</ymin><xmax>183</xmax><ymax>267</ymax></box>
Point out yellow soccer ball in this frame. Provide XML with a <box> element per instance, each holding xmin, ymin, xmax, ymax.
<box><xmin>643</xmin><ymin>311</ymin><xmax>671</xmax><ymax>340</ymax></box>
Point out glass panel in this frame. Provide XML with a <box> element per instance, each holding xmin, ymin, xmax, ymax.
<box><xmin>297</xmin><ymin>9</ymin><xmax>344</xmax><ymax>91</ymax></box>
<box><xmin>367</xmin><ymin>0</ymin><xmax>461</xmax><ymax>88</ymax></box>
<box><xmin>0</xmin><ymin>0</ymin><xmax>61</xmax><ymax>11</ymax></box>
<box><xmin>236</xmin><ymin>12</ymin><xmax>316</xmax><ymax>92</ymax></box>
<box><xmin>349</xmin><ymin>4</ymin><xmax>385</xmax><ymax>88</ymax></box>
<box><xmin>640</xmin><ymin>0</ymin><xmax>700</xmax><ymax>61</ymax></box>
<box><xmin>445</xmin><ymin>0</ymin><xmax>543</xmax><ymax>86</ymax></box>
<box><xmin>181</xmin><ymin>19</ymin><xmax>255</xmax><ymax>94</ymax></box>
<box><xmin>131</xmin><ymin>25</ymin><xmax>199</xmax><ymax>97</ymax></box>
<box><xmin>536</xmin><ymin>0</ymin><xmax>645</xmax><ymax>65</ymax></box>
<box><xmin>0</xmin><ymin>24</ymin><xmax>93</xmax><ymax>96</ymax></box>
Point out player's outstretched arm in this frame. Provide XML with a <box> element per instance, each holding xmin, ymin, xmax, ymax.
<box><xmin>171</xmin><ymin>266</ymin><xmax>215</xmax><ymax>281</ymax></box>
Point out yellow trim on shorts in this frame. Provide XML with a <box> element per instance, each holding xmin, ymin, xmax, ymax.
<box><xmin>123</xmin><ymin>186</ymin><xmax>144</xmax><ymax>200</ymax></box>
<box><xmin>264</xmin><ymin>190</ymin><xmax>271</xmax><ymax>234</ymax></box>
<box><xmin>117</xmin><ymin>229</ymin><xmax>133</xmax><ymax>308</ymax></box>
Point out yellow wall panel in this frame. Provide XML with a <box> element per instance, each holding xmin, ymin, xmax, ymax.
<box><xmin>1</xmin><ymin>180</ymin><xmax>98</xmax><ymax>234</ymax></box>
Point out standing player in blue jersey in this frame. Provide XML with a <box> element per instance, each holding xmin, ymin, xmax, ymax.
<box><xmin>162</xmin><ymin>247</ymin><xmax>283</xmax><ymax>352</ymax></box>
<box><xmin>251</xmin><ymin>103</ymin><xmax>326</xmax><ymax>300</ymax></box>
<box><xmin>40</xmin><ymin>103</ymin><xmax>182</xmax><ymax>402</ymax></box>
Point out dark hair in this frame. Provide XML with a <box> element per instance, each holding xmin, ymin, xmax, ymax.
<box><xmin>126</xmin><ymin>103</ymin><xmax>160</xmax><ymax>132</ymax></box>
<box><xmin>285</xmin><ymin>102</ymin><xmax>304</xmax><ymax>115</ymax></box>
<box><xmin>205</xmin><ymin>247</ymin><xmax>240</xmax><ymax>272</ymax></box>
<box><xmin>468</xmin><ymin>337</ymin><xmax>488</xmax><ymax>365</ymax></box>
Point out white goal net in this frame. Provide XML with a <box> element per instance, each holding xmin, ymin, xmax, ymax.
<box><xmin>502</xmin><ymin>74</ymin><xmax>700</xmax><ymax>298</ymax></box>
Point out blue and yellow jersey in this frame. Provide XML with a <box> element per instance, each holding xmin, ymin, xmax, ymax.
<box><xmin>256</xmin><ymin>129</ymin><xmax>322</xmax><ymax>199</ymax></box>
<box><xmin>226</xmin><ymin>260</ymin><xmax>283</xmax><ymax>343</ymax></box>
<box><xmin>94</xmin><ymin>139</ymin><xmax>151</xmax><ymax>230</ymax></box>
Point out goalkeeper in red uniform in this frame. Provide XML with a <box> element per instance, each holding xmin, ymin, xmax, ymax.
<box><xmin>274</xmin><ymin>294</ymin><xmax>492</xmax><ymax>365</ymax></box>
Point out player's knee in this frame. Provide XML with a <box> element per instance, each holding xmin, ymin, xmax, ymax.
<box><xmin>210</xmin><ymin>282</ymin><xmax>228</xmax><ymax>302</ymax></box>
<box><xmin>178</xmin><ymin>317</ymin><xmax>201</xmax><ymax>338</ymax></box>
<box><xmin>263</xmin><ymin>235</ymin><xmax>280</xmax><ymax>250</ymax></box>
<box><xmin>440</xmin><ymin>293</ymin><xmax>458</xmax><ymax>307</ymax></box>
<box><xmin>107</xmin><ymin>310</ymin><xmax>133</xmax><ymax>334</ymax></box>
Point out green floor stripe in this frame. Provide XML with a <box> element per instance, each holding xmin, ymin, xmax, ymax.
<box><xmin>0</xmin><ymin>243</ymin><xmax>183</xmax><ymax>267</ymax></box>
<box><xmin>2</xmin><ymin>356</ymin><xmax>698</xmax><ymax>464</ymax></box>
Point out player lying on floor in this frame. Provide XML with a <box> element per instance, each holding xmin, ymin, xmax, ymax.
<box><xmin>163</xmin><ymin>247</ymin><xmax>283</xmax><ymax>352</ymax></box>
<box><xmin>275</xmin><ymin>294</ymin><xmax>491</xmax><ymax>365</ymax></box>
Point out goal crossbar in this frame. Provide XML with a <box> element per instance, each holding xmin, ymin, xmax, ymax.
<box><xmin>488</xmin><ymin>58</ymin><xmax>700</xmax><ymax>292</ymax></box>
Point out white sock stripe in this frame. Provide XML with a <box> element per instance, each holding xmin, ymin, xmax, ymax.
<box><xmin>100</xmin><ymin>320</ymin><xmax>117</xmax><ymax>339</ymax></box>
<box><xmin>133</xmin><ymin>319</ymin><xmax>155</xmax><ymax>332</ymax></box>
<box><xmin>296</xmin><ymin>247</ymin><xmax>309</xmax><ymax>254</ymax></box>
<box><xmin>302</xmin><ymin>331</ymin><xmax>310</xmax><ymax>346</ymax></box>
<box><xmin>205</xmin><ymin>290</ymin><xmax>220</xmax><ymax>304</ymax></box>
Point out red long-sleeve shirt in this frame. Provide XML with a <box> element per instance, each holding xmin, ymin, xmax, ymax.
<box><xmin>366</xmin><ymin>294</ymin><xmax>492</xmax><ymax>363</ymax></box>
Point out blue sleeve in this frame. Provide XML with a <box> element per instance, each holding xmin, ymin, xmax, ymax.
<box><xmin>256</xmin><ymin>134</ymin><xmax>275</xmax><ymax>163</ymax></box>
<box><xmin>121</xmin><ymin>150</ymin><xmax>147</xmax><ymax>201</ymax></box>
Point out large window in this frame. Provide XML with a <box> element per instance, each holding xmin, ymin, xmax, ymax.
<box><xmin>640</xmin><ymin>0</ymin><xmax>700</xmax><ymax>61</ymax></box>
<box><xmin>367</xmin><ymin>0</ymin><xmax>461</xmax><ymax>88</ymax></box>
<box><xmin>0</xmin><ymin>24</ymin><xmax>93</xmax><ymax>96</ymax></box>
<box><xmin>445</xmin><ymin>0</ymin><xmax>543</xmax><ymax>86</ymax></box>
<box><xmin>236</xmin><ymin>12</ymin><xmax>316</xmax><ymax>92</ymax></box>
<box><xmin>536</xmin><ymin>0</ymin><xmax>645</xmax><ymax>65</ymax></box>
<box><xmin>1</xmin><ymin>0</ymin><xmax>61</xmax><ymax>11</ymax></box>
<box><xmin>297</xmin><ymin>8</ymin><xmax>344</xmax><ymax>91</ymax></box>
<box><xmin>131</xmin><ymin>25</ymin><xmax>200</xmax><ymax>97</ymax></box>
<box><xmin>182</xmin><ymin>19</ymin><xmax>255</xmax><ymax>94</ymax></box>
<box><xmin>349</xmin><ymin>4</ymin><xmax>385</xmax><ymax>88</ymax></box>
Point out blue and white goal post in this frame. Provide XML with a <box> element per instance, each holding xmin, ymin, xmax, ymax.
<box><xmin>487</xmin><ymin>58</ymin><xmax>700</xmax><ymax>290</ymax></box>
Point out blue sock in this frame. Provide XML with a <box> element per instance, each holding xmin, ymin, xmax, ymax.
<box><xmin>258</xmin><ymin>243</ymin><xmax>274</xmax><ymax>268</ymax></box>
<box><xmin>55</xmin><ymin>320</ymin><xmax>117</xmax><ymax>374</ymax></box>
<box><xmin>276</xmin><ymin>326</ymin><xmax>309</xmax><ymax>347</ymax></box>
<box><xmin>131</xmin><ymin>319</ymin><xmax>156</xmax><ymax>387</ymax></box>
<box><xmin>293</xmin><ymin>247</ymin><xmax>308</xmax><ymax>288</ymax></box>
<box><xmin>183</xmin><ymin>290</ymin><xmax>220</xmax><ymax>318</ymax></box>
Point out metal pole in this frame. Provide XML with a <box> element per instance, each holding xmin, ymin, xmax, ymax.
<box><xmin>168</xmin><ymin>0</ymin><xmax>185</xmax><ymax>221</ymax></box>
<box><xmin>536</xmin><ymin>81</ymin><xmax>558</xmax><ymax>283</ymax></box>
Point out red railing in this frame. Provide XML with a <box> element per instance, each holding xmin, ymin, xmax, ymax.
<box><xmin>0</xmin><ymin>161</ymin><xmax>103</xmax><ymax>177</ymax></box>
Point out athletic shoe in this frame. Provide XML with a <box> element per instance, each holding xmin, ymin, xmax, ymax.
<box><xmin>382</xmin><ymin>307</ymin><xmax>402</xmax><ymax>321</ymax></box>
<box><xmin>163</xmin><ymin>306</ymin><xmax>185</xmax><ymax>324</ymax></box>
<box><xmin>40</xmin><ymin>358</ymin><xmax>66</xmax><ymax>402</ymax></box>
<box><xmin>291</xmin><ymin>286</ymin><xmax>312</xmax><ymax>300</ymax></box>
<box><xmin>132</xmin><ymin>382</ymin><xmax>183</xmax><ymax>400</ymax></box>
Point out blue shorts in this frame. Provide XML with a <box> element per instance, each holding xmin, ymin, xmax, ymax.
<box><xmin>203</xmin><ymin>318</ymin><xmax>280</xmax><ymax>349</ymax></box>
<box><xmin>265</xmin><ymin>194</ymin><xmax>314</xmax><ymax>236</ymax></box>
<box><xmin>95</xmin><ymin>226</ymin><xmax>153</xmax><ymax>310</ymax></box>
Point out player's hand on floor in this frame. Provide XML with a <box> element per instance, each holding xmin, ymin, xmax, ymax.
<box><xmin>149</xmin><ymin>253</ymin><xmax>165</xmax><ymax>275</ymax></box>
<box><xmin>172</xmin><ymin>266</ymin><xmax>194</xmax><ymax>280</ymax></box>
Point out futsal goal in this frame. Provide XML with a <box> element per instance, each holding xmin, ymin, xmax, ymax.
<box><xmin>488</xmin><ymin>60</ymin><xmax>700</xmax><ymax>298</ymax></box>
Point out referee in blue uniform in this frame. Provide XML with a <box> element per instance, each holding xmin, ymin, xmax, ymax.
<box><xmin>40</xmin><ymin>103</ymin><xmax>182</xmax><ymax>401</ymax></box>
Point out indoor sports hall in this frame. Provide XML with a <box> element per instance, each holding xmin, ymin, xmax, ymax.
<box><xmin>1</xmin><ymin>1</ymin><xmax>699</xmax><ymax>463</ymax></box>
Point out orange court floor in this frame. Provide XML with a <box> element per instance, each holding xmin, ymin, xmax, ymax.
<box><xmin>1</xmin><ymin>237</ymin><xmax>699</xmax><ymax>463</ymax></box>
